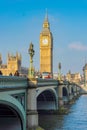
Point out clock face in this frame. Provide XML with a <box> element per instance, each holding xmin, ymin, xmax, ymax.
<box><xmin>42</xmin><ymin>38</ymin><xmax>48</xmax><ymax>45</ymax></box>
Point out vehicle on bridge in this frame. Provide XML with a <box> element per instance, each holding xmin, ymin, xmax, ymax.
<box><xmin>42</xmin><ymin>72</ymin><xmax>52</xmax><ymax>79</ymax></box>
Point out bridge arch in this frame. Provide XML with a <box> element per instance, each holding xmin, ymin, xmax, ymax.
<box><xmin>37</xmin><ymin>87</ymin><xmax>58</xmax><ymax>110</ymax></box>
<box><xmin>63</xmin><ymin>87</ymin><xmax>68</xmax><ymax>96</ymax></box>
<box><xmin>0</xmin><ymin>93</ymin><xmax>26</xmax><ymax>130</ymax></box>
<box><xmin>71</xmin><ymin>87</ymin><xmax>74</xmax><ymax>95</ymax></box>
<box><xmin>62</xmin><ymin>86</ymin><xmax>69</xmax><ymax>97</ymax></box>
<box><xmin>62</xmin><ymin>86</ymin><xmax>69</xmax><ymax>104</ymax></box>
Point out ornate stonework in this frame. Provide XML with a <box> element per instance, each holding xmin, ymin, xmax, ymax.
<box><xmin>0</xmin><ymin>52</ymin><xmax>21</xmax><ymax>76</ymax></box>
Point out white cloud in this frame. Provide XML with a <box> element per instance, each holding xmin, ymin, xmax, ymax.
<box><xmin>68</xmin><ymin>42</ymin><xmax>87</xmax><ymax>51</ymax></box>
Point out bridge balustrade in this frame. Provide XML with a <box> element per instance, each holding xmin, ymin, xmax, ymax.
<box><xmin>0</xmin><ymin>76</ymin><xmax>28</xmax><ymax>89</ymax></box>
<box><xmin>37</xmin><ymin>78</ymin><xmax>59</xmax><ymax>87</ymax></box>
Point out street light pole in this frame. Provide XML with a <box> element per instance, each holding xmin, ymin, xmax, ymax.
<box><xmin>28</xmin><ymin>42</ymin><xmax>35</xmax><ymax>79</ymax></box>
<box><xmin>58</xmin><ymin>62</ymin><xmax>61</xmax><ymax>81</ymax></box>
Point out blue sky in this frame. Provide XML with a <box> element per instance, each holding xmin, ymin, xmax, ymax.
<box><xmin>0</xmin><ymin>0</ymin><xmax>87</xmax><ymax>75</ymax></box>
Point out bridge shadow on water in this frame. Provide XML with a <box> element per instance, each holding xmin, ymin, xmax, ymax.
<box><xmin>0</xmin><ymin>104</ymin><xmax>21</xmax><ymax>130</ymax></box>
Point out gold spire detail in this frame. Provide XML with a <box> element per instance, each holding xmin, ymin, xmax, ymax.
<box><xmin>43</xmin><ymin>9</ymin><xmax>50</xmax><ymax>29</ymax></box>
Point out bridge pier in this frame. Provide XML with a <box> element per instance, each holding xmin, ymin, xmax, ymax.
<box><xmin>69</xmin><ymin>93</ymin><xmax>74</xmax><ymax>101</ymax></box>
<box><xmin>27</xmin><ymin>81</ymin><xmax>38</xmax><ymax>130</ymax></box>
<box><xmin>77</xmin><ymin>87</ymin><xmax>81</xmax><ymax>96</ymax></box>
<box><xmin>58</xmin><ymin>84</ymin><xmax>64</xmax><ymax>107</ymax></box>
<box><xmin>68</xmin><ymin>85</ymin><xmax>74</xmax><ymax>102</ymax></box>
<box><xmin>58</xmin><ymin>97</ymin><xmax>64</xmax><ymax>107</ymax></box>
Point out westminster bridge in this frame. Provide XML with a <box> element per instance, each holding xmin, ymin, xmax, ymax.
<box><xmin>0</xmin><ymin>76</ymin><xmax>82</xmax><ymax>130</ymax></box>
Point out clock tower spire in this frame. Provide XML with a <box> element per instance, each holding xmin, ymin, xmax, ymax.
<box><xmin>43</xmin><ymin>10</ymin><xmax>50</xmax><ymax>30</ymax></box>
<box><xmin>40</xmin><ymin>12</ymin><xmax>53</xmax><ymax>74</ymax></box>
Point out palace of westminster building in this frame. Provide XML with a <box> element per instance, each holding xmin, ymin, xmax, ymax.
<box><xmin>0</xmin><ymin>12</ymin><xmax>87</xmax><ymax>85</ymax></box>
<box><xmin>0</xmin><ymin>52</ymin><xmax>28</xmax><ymax>76</ymax></box>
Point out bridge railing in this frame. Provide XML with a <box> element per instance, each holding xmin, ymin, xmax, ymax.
<box><xmin>0</xmin><ymin>76</ymin><xmax>28</xmax><ymax>89</ymax></box>
<box><xmin>37</xmin><ymin>78</ymin><xmax>59</xmax><ymax>87</ymax></box>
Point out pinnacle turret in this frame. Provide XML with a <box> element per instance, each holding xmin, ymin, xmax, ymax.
<box><xmin>43</xmin><ymin>10</ymin><xmax>50</xmax><ymax>30</ymax></box>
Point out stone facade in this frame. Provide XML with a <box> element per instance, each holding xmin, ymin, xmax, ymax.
<box><xmin>0</xmin><ymin>52</ymin><xmax>21</xmax><ymax>76</ymax></box>
<box><xmin>66</xmin><ymin>71</ymin><xmax>81</xmax><ymax>84</ymax></box>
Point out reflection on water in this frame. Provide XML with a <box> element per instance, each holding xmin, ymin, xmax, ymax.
<box><xmin>39</xmin><ymin>95</ymin><xmax>87</xmax><ymax>130</ymax></box>
<box><xmin>0</xmin><ymin>117</ymin><xmax>21</xmax><ymax>130</ymax></box>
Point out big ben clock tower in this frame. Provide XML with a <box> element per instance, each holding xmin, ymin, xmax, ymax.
<box><xmin>40</xmin><ymin>12</ymin><xmax>53</xmax><ymax>73</ymax></box>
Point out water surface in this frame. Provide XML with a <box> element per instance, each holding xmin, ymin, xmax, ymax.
<box><xmin>39</xmin><ymin>95</ymin><xmax>87</xmax><ymax>130</ymax></box>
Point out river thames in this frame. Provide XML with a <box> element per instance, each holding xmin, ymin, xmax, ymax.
<box><xmin>0</xmin><ymin>95</ymin><xmax>87</xmax><ymax>130</ymax></box>
<box><xmin>39</xmin><ymin>95</ymin><xmax>87</xmax><ymax>130</ymax></box>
